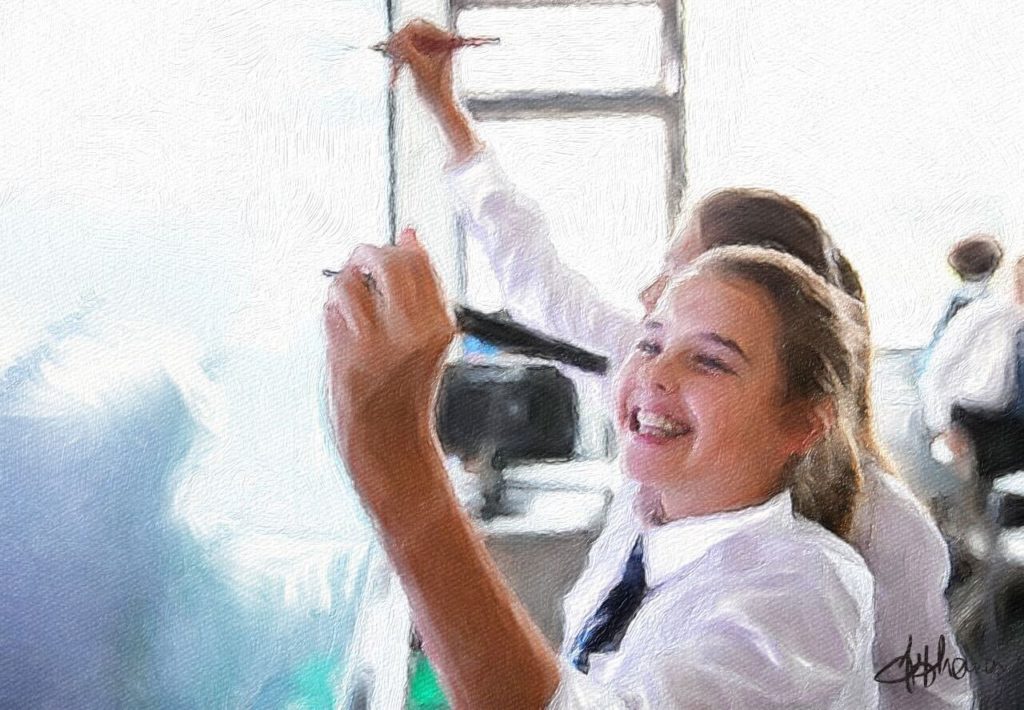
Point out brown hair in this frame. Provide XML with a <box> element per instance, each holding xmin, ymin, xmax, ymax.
<box><xmin>830</xmin><ymin>250</ymin><xmax>898</xmax><ymax>476</ymax></box>
<box><xmin>948</xmin><ymin>234</ymin><xmax>1003</xmax><ymax>282</ymax></box>
<box><xmin>687</xmin><ymin>246</ymin><xmax>866</xmax><ymax>539</ymax></box>
<box><xmin>693</xmin><ymin>188</ymin><xmax>840</xmax><ymax>287</ymax></box>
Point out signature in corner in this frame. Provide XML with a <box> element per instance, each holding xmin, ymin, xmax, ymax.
<box><xmin>874</xmin><ymin>635</ymin><xmax>1007</xmax><ymax>693</ymax></box>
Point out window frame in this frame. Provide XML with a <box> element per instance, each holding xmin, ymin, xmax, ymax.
<box><xmin>390</xmin><ymin>0</ymin><xmax>685</xmax><ymax>299</ymax></box>
<box><xmin>451</xmin><ymin>0</ymin><xmax>685</xmax><ymax>218</ymax></box>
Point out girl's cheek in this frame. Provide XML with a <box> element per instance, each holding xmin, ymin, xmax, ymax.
<box><xmin>613</xmin><ymin>377</ymin><xmax>634</xmax><ymax>425</ymax></box>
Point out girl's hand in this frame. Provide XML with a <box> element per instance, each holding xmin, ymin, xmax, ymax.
<box><xmin>324</xmin><ymin>228</ymin><xmax>455</xmax><ymax>513</ymax></box>
<box><xmin>387</xmin><ymin>20</ymin><xmax>485</xmax><ymax>165</ymax></box>
<box><xmin>387</xmin><ymin>20</ymin><xmax>458</xmax><ymax>114</ymax></box>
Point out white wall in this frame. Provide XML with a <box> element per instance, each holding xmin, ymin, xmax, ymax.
<box><xmin>1</xmin><ymin>1</ymin><xmax>389</xmax><ymax>340</ymax></box>
<box><xmin>684</xmin><ymin>0</ymin><xmax>1024</xmax><ymax>347</ymax></box>
<box><xmin>0</xmin><ymin>0</ymin><xmax>392</xmax><ymax>539</ymax></box>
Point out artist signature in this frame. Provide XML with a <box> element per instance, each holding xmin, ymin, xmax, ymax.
<box><xmin>874</xmin><ymin>635</ymin><xmax>1006</xmax><ymax>692</ymax></box>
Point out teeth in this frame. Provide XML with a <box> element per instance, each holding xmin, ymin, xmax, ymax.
<box><xmin>636</xmin><ymin>409</ymin><xmax>688</xmax><ymax>437</ymax></box>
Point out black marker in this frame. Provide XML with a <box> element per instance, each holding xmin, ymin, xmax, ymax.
<box><xmin>322</xmin><ymin>270</ymin><xmax>608</xmax><ymax>374</ymax></box>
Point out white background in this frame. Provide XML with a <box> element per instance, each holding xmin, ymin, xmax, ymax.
<box><xmin>684</xmin><ymin>0</ymin><xmax>1024</xmax><ymax>347</ymax></box>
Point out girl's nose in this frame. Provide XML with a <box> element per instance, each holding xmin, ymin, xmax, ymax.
<box><xmin>646</xmin><ymin>353</ymin><xmax>681</xmax><ymax>394</ymax></box>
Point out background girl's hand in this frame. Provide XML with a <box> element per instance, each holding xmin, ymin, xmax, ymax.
<box><xmin>387</xmin><ymin>21</ymin><xmax>457</xmax><ymax>114</ymax></box>
<box><xmin>324</xmin><ymin>228</ymin><xmax>455</xmax><ymax>508</ymax></box>
<box><xmin>387</xmin><ymin>20</ymin><xmax>485</xmax><ymax>164</ymax></box>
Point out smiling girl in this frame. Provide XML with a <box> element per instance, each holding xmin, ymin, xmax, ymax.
<box><xmin>325</xmin><ymin>234</ymin><xmax>877</xmax><ymax>708</ymax></box>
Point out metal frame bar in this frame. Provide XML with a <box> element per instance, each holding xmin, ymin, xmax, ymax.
<box><xmin>660</xmin><ymin>0</ymin><xmax>685</xmax><ymax>217</ymax></box>
<box><xmin>465</xmin><ymin>90</ymin><xmax>676</xmax><ymax>120</ymax></box>
<box><xmin>385</xmin><ymin>0</ymin><xmax>398</xmax><ymax>244</ymax></box>
<box><xmin>453</xmin><ymin>0</ymin><xmax>656</xmax><ymax>9</ymax></box>
<box><xmin>446</xmin><ymin>7</ymin><xmax>471</xmax><ymax>301</ymax></box>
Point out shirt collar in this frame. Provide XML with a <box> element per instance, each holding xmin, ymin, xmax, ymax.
<box><xmin>634</xmin><ymin>489</ymin><xmax>795</xmax><ymax>588</ymax></box>
<box><xmin>957</xmin><ymin>279</ymin><xmax>990</xmax><ymax>301</ymax></box>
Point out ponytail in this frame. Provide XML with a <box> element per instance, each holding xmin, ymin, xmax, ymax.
<box><xmin>789</xmin><ymin>403</ymin><xmax>862</xmax><ymax>538</ymax></box>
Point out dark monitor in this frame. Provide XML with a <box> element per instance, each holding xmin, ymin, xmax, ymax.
<box><xmin>435</xmin><ymin>363</ymin><xmax>578</xmax><ymax>468</ymax></box>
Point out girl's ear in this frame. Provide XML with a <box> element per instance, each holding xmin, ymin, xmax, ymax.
<box><xmin>789</xmin><ymin>398</ymin><xmax>836</xmax><ymax>458</ymax></box>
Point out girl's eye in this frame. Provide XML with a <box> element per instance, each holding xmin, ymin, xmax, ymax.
<box><xmin>637</xmin><ymin>339</ymin><xmax>661</xmax><ymax>356</ymax></box>
<box><xmin>695</xmin><ymin>354</ymin><xmax>735</xmax><ymax>375</ymax></box>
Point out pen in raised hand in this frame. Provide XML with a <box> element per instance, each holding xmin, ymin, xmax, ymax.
<box><xmin>377</xmin><ymin>24</ymin><xmax>500</xmax><ymax>87</ymax></box>
<box><xmin>370</xmin><ymin>35</ymin><xmax>499</xmax><ymax>57</ymax></box>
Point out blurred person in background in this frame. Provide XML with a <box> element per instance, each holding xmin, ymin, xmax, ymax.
<box><xmin>918</xmin><ymin>234</ymin><xmax>1005</xmax><ymax>379</ymax></box>
<box><xmin>920</xmin><ymin>244</ymin><xmax>1024</xmax><ymax>659</ymax></box>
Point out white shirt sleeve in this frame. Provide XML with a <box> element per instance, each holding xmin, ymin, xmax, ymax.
<box><xmin>547</xmin><ymin>542</ymin><xmax>876</xmax><ymax>710</ymax></box>
<box><xmin>919</xmin><ymin>298</ymin><xmax>1021</xmax><ymax>432</ymax></box>
<box><xmin>446</xmin><ymin>149</ymin><xmax>638</xmax><ymax>365</ymax></box>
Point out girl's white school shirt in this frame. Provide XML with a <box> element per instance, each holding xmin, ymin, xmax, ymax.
<box><xmin>549</xmin><ymin>482</ymin><xmax>877</xmax><ymax>709</ymax></box>
<box><xmin>448</xmin><ymin>149</ymin><xmax>974</xmax><ymax>709</ymax></box>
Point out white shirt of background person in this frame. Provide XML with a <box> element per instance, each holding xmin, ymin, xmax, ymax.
<box><xmin>920</xmin><ymin>292</ymin><xmax>1024</xmax><ymax>437</ymax></box>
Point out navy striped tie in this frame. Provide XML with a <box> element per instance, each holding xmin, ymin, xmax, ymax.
<box><xmin>571</xmin><ymin>536</ymin><xmax>647</xmax><ymax>674</ymax></box>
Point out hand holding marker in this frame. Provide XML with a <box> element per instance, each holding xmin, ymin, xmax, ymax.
<box><xmin>371</xmin><ymin>35</ymin><xmax>500</xmax><ymax>56</ymax></box>
<box><xmin>373</xmin><ymin>32</ymin><xmax>499</xmax><ymax>86</ymax></box>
